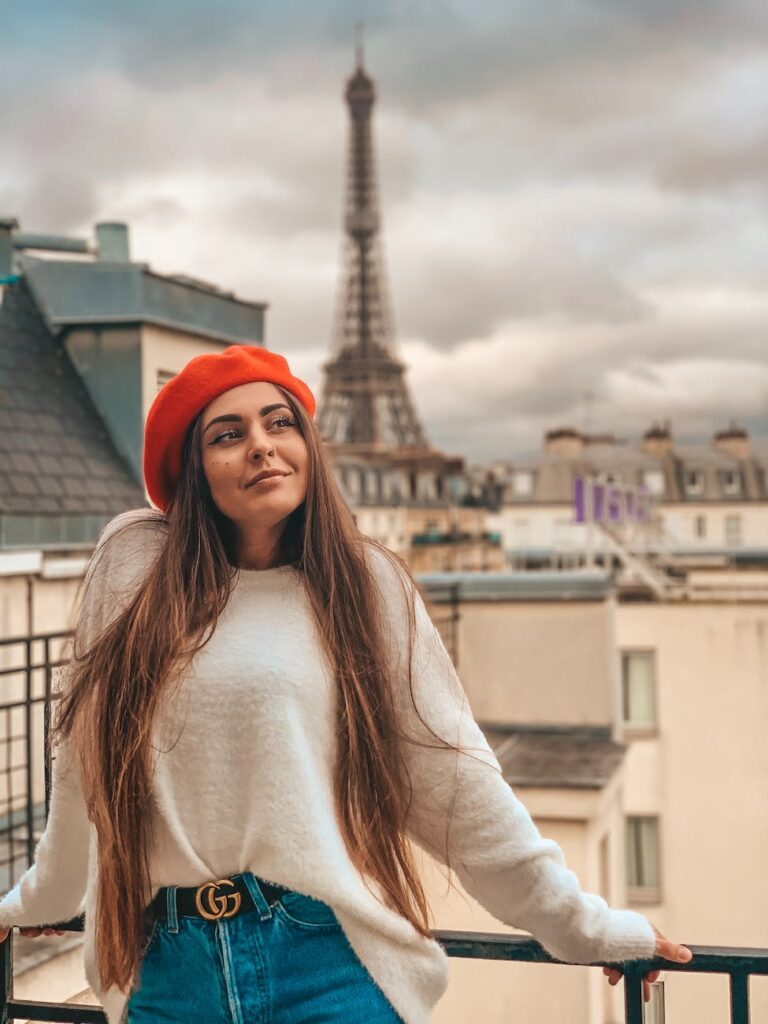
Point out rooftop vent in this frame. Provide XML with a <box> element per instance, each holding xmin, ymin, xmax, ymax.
<box><xmin>95</xmin><ymin>221</ymin><xmax>130</xmax><ymax>262</ymax></box>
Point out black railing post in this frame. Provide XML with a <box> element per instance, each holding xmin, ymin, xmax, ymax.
<box><xmin>450</xmin><ymin>583</ymin><xmax>460</xmax><ymax>667</ymax></box>
<box><xmin>0</xmin><ymin>933</ymin><xmax>11</xmax><ymax>1024</ymax></box>
<box><xmin>730</xmin><ymin>971</ymin><xmax>750</xmax><ymax>1024</ymax></box>
<box><xmin>623</xmin><ymin>965</ymin><xmax>644</xmax><ymax>1024</ymax></box>
<box><xmin>24</xmin><ymin>639</ymin><xmax>34</xmax><ymax>866</ymax></box>
<box><xmin>43</xmin><ymin>654</ymin><xmax>52</xmax><ymax>820</ymax></box>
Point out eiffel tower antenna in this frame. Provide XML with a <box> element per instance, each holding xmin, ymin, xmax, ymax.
<box><xmin>317</xmin><ymin>46</ymin><xmax>428</xmax><ymax>452</ymax></box>
<box><xmin>355</xmin><ymin>21</ymin><xmax>365</xmax><ymax>69</ymax></box>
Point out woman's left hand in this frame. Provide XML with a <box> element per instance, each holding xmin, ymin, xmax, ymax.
<box><xmin>602</xmin><ymin>922</ymin><xmax>693</xmax><ymax>1002</ymax></box>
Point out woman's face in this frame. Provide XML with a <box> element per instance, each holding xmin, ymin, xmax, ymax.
<box><xmin>199</xmin><ymin>380</ymin><xmax>309</xmax><ymax>536</ymax></box>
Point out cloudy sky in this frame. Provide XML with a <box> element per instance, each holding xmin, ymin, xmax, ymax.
<box><xmin>3</xmin><ymin>0</ymin><xmax>768</xmax><ymax>462</ymax></box>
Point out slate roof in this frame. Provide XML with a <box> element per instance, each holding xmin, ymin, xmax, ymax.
<box><xmin>500</xmin><ymin>443</ymin><xmax>768</xmax><ymax>504</ymax></box>
<box><xmin>0</xmin><ymin>280</ymin><xmax>146</xmax><ymax>516</ymax></box>
<box><xmin>480</xmin><ymin>723</ymin><xmax>626</xmax><ymax>789</ymax></box>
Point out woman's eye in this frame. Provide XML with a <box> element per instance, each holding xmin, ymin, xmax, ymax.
<box><xmin>211</xmin><ymin>417</ymin><xmax>295</xmax><ymax>444</ymax></box>
<box><xmin>212</xmin><ymin>429</ymin><xmax>239</xmax><ymax>443</ymax></box>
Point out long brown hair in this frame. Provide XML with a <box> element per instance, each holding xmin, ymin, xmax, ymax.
<box><xmin>53</xmin><ymin>383</ymin><xmax>470</xmax><ymax>993</ymax></box>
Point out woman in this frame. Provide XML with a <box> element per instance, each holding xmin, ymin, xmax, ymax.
<box><xmin>0</xmin><ymin>345</ymin><xmax>690</xmax><ymax>1022</ymax></box>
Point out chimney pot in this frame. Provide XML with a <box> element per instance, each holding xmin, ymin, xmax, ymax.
<box><xmin>544</xmin><ymin>427</ymin><xmax>584</xmax><ymax>458</ymax></box>
<box><xmin>95</xmin><ymin>221</ymin><xmax>130</xmax><ymax>262</ymax></box>
<box><xmin>642</xmin><ymin>422</ymin><xmax>673</xmax><ymax>458</ymax></box>
<box><xmin>712</xmin><ymin>423</ymin><xmax>750</xmax><ymax>460</ymax></box>
<box><xmin>0</xmin><ymin>217</ymin><xmax>19</xmax><ymax>280</ymax></box>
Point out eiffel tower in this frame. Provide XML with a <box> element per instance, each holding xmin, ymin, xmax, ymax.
<box><xmin>317</xmin><ymin>43</ymin><xmax>429</xmax><ymax>455</ymax></box>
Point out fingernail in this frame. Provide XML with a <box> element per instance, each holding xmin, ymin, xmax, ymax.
<box><xmin>679</xmin><ymin>946</ymin><xmax>692</xmax><ymax>961</ymax></box>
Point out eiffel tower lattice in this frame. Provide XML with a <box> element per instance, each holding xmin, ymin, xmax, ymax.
<box><xmin>317</xmin><ymin>46</ymin><xmax>428</xmax><ymax>454</ymax></box>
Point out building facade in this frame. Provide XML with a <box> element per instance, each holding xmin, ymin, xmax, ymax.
<box><xmin>479</xmin><ymin>423</ymin><xmax>768</xmax><ymax>570</ymax></box>
<box><xmin>414</xmin><ymin>567</ymin><xmax>768</xmax><ymax>1024</ymax></box>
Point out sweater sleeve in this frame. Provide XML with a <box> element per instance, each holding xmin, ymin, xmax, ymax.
<box><xmin>372</xmin><ymin>547</ymin><xmax>656</xmax><ymax>966</ymax></box>
<box><xmin>0</xmin><ymin>508</ymin><xmax>168</xmax><ymax>930</ymax></box>
<box><xmin>0</xmin><ymin>728</ymin><xmax>92</xmax><ymax>928</ymax></box>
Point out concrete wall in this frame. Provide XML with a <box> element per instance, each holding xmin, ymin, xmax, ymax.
<box><xmin>662</xmin><ymin>501</ymin><xmax>768</xmax><ymax>548</ymax></box>
<box><xmin>617</xmin><ymin>601</ymin><xmax>768</xmax><ymax>1023</ymax></box>
<box><xmin>456</xmin><ymin>598</ymin><xmax>617</xmax><ymax>728</ymax></box>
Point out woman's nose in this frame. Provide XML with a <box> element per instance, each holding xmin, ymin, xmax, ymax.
<box><xmin>247</xmin><ymin>432</ymin><xmax>274</xmax><ymax>457</ymax></box>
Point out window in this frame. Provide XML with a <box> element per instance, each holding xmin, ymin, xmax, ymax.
<box><xmin>157</xmin><ymin>369</ymin><xmax>176</xmax><ymax>393</ymax></box>
<box><xmin>346</xmin><ymin>470</ymin><xmax>361</xmax><ymax>498</ymax></box>
<box><xmin>621</xmin><ymin>650</ymin><xmax>657</xmax><ymax>731</ymax></box>
<box><xmin>720</xmin><ymin>469</ymin><xmax>741</xmax><ymax>496</ymax></box>
<box><xmin>512</xmin><ymin>470</ymin><xmax>534</xmax><ymax>497</ymax></box>
<box><xmin>626</xmin><ymin>816</ymin><xmax>661</xmax><ymax>902</ymax></box>
<box><xmin>684</xmin><ymin>468</ymin><xmax>704</xmax><ymax>494</ymax></box>
<box><xmin>642</xmin><ymin>470</ymin><xmax>664</xmax><ymax>496</ymax></box>
<box><xmin>694</xmin><ymin>515</ymin><xmax>706</xmax><ymax>540</ymax></box>
<box><xmin>724</xmin><ymin>514</ymin><xmax>742</xmax><ymax>547</ymax></box>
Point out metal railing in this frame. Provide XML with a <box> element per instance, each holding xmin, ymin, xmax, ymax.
<box><xmin>2</xmin><ymin>925</ymin><xmax>768</xmax><ymax>1022</ymax></box>
<box><xmin>0</xmin><ymin>631</ymin><xmax>73</xmax><ymax>896</ymax></box>
<box><xmin>421</xmin><ymin>580</ymin><xmax>461</xmax><ymax>666</ymax></box>
<box><xmin>434</xmin><ymin>932</ymin><xmax>768</xmax><ymax>1024</ymax></box>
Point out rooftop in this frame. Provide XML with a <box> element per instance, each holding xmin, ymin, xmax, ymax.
<box><xmin>19</xmin><ymin>253</ymin><xmax>266</xmax><ymax>346</ymax></box>
<box><xmin>418</xmin><ymin>569</ymin><xmax>614</xmax><ymax>602</ymax></box>
<box><xmin>0</xmin><ymin>280</ymin><xmax>145</xmax><ymax>528</ymax></box>
<box><xmin>481</xmin><ymin>724</ymin><xmax>626</xmax><ymax>790</ymax></box>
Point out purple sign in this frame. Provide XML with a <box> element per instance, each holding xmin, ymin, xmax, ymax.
<box><xmin>573</xmin><ymin>476</ymin><xmax>652</xmax><ymax>524</ymax></box>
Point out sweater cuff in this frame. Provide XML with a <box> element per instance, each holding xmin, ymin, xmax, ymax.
<box><xmin>0</xmin><ymin>884</ymin><xmax>24</xmax><ymax>927</ymax></box>
<box><xmin>602</xmin><ymin>908</ymin><xmax>657</xmax><ymax>963</ymax></box>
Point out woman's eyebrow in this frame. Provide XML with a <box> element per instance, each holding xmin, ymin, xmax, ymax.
<box><xmin>203</xmin><ymin>403</ymin><xmax>292</xmax><ymax>435</ymax></box>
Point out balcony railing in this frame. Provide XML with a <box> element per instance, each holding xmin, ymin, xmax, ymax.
<box><xmin>0</xmin><ymin>631</ymin><xmax>72</xmax><ymax>896</ymax></box>
<box><xmin>2</xmin><ymin>634</ymin><xmax>768</xmax><ymax>1021</ymax></box>
<box><xmin>2</xmin><ymin>925</ymin><xmax>768</xmax><ymax>1022</ymax></box>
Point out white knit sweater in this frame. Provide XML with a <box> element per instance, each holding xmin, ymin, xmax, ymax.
<box><xmin>0</xmin><ymin>509</ymin><xmax>655</xmax><ymax>1023</ymax></box>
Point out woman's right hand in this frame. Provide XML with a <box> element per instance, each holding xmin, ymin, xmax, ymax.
<box><xmin>603</xmin><ymin>922</ymin><xmax>692</xmax><ymax>1002</ymax></box>
<box><xmin>0</xmin><ymin>925</ymin><xmax>67</xmax><ymax>942</ymax></box>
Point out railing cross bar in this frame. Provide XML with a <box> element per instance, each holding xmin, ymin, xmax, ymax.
<box><xmin>5</xmin><ymin>999</ymin><xmax>106</xmax><ymax>1022</ymax></box>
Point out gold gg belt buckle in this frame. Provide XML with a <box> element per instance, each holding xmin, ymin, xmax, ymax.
<box><xmin>194</xmin><ymin>878</ymin><xmax>242</xmax><ymax>921</ymax></box>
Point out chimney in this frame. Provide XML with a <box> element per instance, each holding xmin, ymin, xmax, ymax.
<box><xmin>0</xmin><ymin>217</ymin><xmax>19</xmax><ymax>280</ymax></box>
<box><xmin>95</xmin><ymin>221</ymin><xmax>130</xmax><ymax>262</ymax></box>
<box><xmin>544</xmin><ymin>427</ymin><xmax>584</xmax><ymax>458</ymax></box>
<box><xmin>713</xmin><ymin>422</ymin><xmax>750</xmax><ymax>460</ymax></box>
<box><xmin>642</xmin><ymin>421</ymin><xmax>673</xmax><ymax>458</ymax></box>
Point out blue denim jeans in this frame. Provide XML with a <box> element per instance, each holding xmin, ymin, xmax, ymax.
<box><xmin>126</xmin><ymin>872</ymin><xmax>404</xmax><ymax>1023</ymax></box>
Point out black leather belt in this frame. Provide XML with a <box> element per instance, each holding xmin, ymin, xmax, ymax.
<box><xmin>150</xmin><ymin>875</ymin><xmax>291</xmax><ymax>922</ymax></box>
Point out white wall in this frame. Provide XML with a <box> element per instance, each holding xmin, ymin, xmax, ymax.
<box><xmin>617</xmin><ymin>601</ymin><xmax>768</xmax><ymax>1023</ymax></box>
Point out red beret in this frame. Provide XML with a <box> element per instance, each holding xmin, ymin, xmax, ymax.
<box><xmin>143</xmin><ymin>344</ymin><xmax>316</xmax><ymax>512</ymax></box>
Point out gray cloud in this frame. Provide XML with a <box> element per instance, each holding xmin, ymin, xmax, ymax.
<box><xmin>3</xmin><ymin>0</ymin><xmax>768</xmax><ymax>461</ymax></box>
<box><xmin>393</xmin><ymin>245</ymin><xmax>652</xmax><ymax>349</ymax></box>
